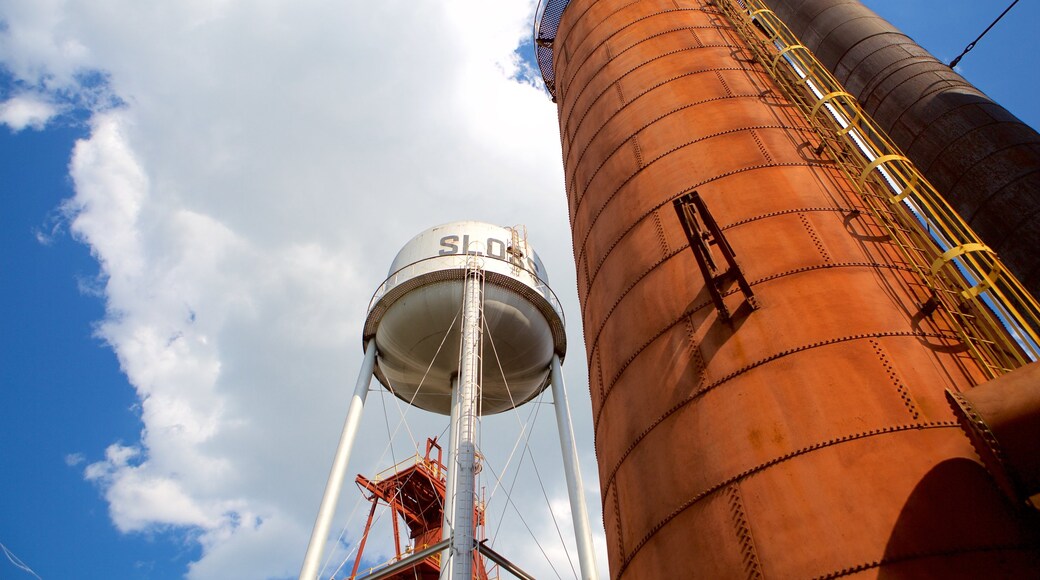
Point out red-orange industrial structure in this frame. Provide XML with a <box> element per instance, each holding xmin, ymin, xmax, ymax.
<box><xmin>345</xmin><ymin>439</ymin><xmax>489</xmax><ymax>580</ymax></box>
<box><xmin>534</xmin><ymin>0</ymin><xmax>1040</xmax><ymax>577</ymax></box>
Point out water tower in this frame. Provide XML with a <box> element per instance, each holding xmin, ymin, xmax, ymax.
<box><xmin>299</xmin><ymin>221</ymin><xmax>599</xmax><ymax>580</ymax></box>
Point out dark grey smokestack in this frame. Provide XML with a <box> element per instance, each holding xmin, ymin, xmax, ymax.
<box><xmin>762</xmin><ymin>0</ymin><xmax>1040</xmax><ymax>296</ymax></box>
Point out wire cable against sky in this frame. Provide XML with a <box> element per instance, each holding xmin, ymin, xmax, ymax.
<box><xmin>950</xmin><ymin>0</ymin><xmax>1020</xmax><ymax>68</ymax></box>
<box><xmin>1</xmin><ymin>541</ymin><xmax>43</xmax><ymax>580</ymax></box>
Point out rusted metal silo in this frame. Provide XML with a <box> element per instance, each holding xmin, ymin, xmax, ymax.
<box><xmin>534</xmin><ymin>0</ymin><xmax>1040</xmax><ymax>577</ymax></box>
<box><xmin>761</xmin><ymin>0</ymin><xmax>1040</xmax><ymax>296</ymax></box>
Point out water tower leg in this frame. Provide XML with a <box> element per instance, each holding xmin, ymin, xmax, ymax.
<box><xmin>439</xmin><ymin>376</ymin><xmax>460</xmax><ymax>574</ymax></box>
<box><xmin>444</xmin><ymin>267</ymin><xmax>483</xmax><ymax>580</ymax></box>
<box><xmin>299</xmin><ymin>340</ymin><xmax>378</xmax><ymax>580</ymax></box>
<box><xmin>550</xmin><ymin>354</ymin><xmax>600</xmax><ymax>580</ymax></box>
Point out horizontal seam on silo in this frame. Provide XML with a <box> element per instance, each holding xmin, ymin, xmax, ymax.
<box><xmin>558</xmin><ymin>0</ymin><xmax>652</xmax><ymax>114</ymax></box>
<box><xmin>568</xmin><ymin>78</ymin><xmax>771</xmax><ymax>203</ymax></box>
<box><xmin>839</xmin><ymin>35</ymin><xmax>920</xmax><ymax>89</ymax></box>
<box><xmin>812</xmin><ymin>543</ymin><xmax>1040</xmax><ymax>580</ymax></box>
<box><xmin>861</xmin><ymin>60</ymin><xmax>965</xmax><ymax>125</ymax></box>
<box><xmin>856</xmin><ymin>53</ymin><xmax>922</xmax><ymax>109</ymax></box>
<box><xmin>591</xmin><ymin>261</ymin><xmax>922</xmax><ymax>426</ymax></box>
<box><xmin>937</xmin><ymin>125</ymin><xmax>1040</xmax><ymax>217</ymax></box>
<box><xmin>902</xmin><ymin>98</ymin><xmax>1002</xmax><ymax>164</ymax></box>
<box><xmin>945</xmin><ymin>144</ymin><xmax>1040</xmax><ymax>235</ymax></box>
<box><xmin>574</xmin><ymin>121</ymin><xmax>806</xmax><ymax>217</ymax></box>
<box><xmin>556</xmin><ymin>0</ymin><xmax>630</xmax><ymax>77</ymax></box>
<box><xmin>612</xmin><ymin>421</ymin><xmax>959</xmax><ymax>580</ymax></box>
<box><xmin>872</xmin><ymin>66</ymin><xmax>966</xmax><ymax>121</ymax></box>
<box><xmin>805</xmin><ymin>2</ymin><xmax>870</xmax><ymax>49</ymax></box>
<box><xmin>596</xmin><ymin>329</ymin><xmax>945</xmax><ymax>488</ymax></box>
<box><xmin>814</xmin><ymin>14</ymin><xmax>882</xmax><ymax>72</ymax></box>
<box><xmin>986</xmin><ymin>203</ymin><xmax>1040</xmax><ymax>256</ymax></box>
<box><xmin>830</xmin><ymin>30</ymin><xmax>901</xmax><ymax>81</ymax></box>
<box><xmin>558</xmin><ymin>0</ymin><xmax>640</xmax><ymax>81</ymax></box>
<box><xmin>581</xmin><ymin>161</ymin><xmax>834</xmax><ymax>288</ymax></box>
<box><xmin>583</xmin><ymin>206</ymin><xmax>854</xmax><ymax>366</ymax></box>
<box><xmin>563</xmin><ymin>18</ymin><xmax>732</xmax><ymax>108</ymax></box>
<box><xmin>560</xmin><ymin>5</ymin><xmax>724</xmax><ymax>123</ymax></box>
<box><xmin>566</xmin><ymin>43</ymin><xmax>748</xmax><ymax>142</ymax></box>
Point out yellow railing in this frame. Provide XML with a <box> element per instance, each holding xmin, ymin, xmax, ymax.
<box><xmin>716</xmin><ymin>0</ymin><xmax>1040</xmax><ymax>378</ymax></box>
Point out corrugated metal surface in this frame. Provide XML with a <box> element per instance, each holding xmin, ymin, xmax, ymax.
<box><xmin>545</xmin><ymin>0</ymin><xmax>1040</xmax><ymax>576</ymax></box>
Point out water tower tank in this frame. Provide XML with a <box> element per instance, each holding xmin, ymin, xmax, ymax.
<box><xmin>363</xmin><ymin>221</ymin><xmax>566</xmax><ymax>415</ymax></box>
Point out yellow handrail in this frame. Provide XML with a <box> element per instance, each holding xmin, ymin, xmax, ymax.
<box><xmin>716</xmin><ymin>0</ymin><xmax>1040</xmax><ymax>377</ymax></box>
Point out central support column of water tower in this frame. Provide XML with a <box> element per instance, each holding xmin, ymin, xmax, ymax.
<box><xmin>444</xmin><ymin>263</ymin><xmax>484</xmax><ymax>580</ymax></box>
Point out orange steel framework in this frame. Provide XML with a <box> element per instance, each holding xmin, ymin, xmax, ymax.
<box><xmin>535</xmin><ymin>0</ymin><xmax>1040</xmax><ymax>577</ymax></box>
<box><xmin>345</xmin><ymin>439</ymin><xmax>489</xmax><ymax>580</ymax></box>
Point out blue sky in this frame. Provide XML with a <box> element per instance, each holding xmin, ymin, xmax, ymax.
<box><xmin>1</xmin><ymin>1</ymin><xmax>1037</xmax><ymax>579</ymax></box>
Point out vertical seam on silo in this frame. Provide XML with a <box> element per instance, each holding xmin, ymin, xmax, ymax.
<box><xmin>798</xmin><ymin>213</ymin><xmax>832</xmax><ymax>263</ymax></box>
<box><xmin>583</xmin><ymin>161</ymin><xmax>832</xmax><ymax>286</ymax></box>
<box><xmin>568</xmin><ymin>44</ymin><xmax>748</xmax><ymax>145</ymax></box>
<box><xmin>568</xmin><ymin>67</ymin><xmax>762</xmax><ymax>202</ymax></box>
<box><xmin>573</xmin><ymin>90</ymin><xmax>770</xmax><ymax>211</ymax></box>
<box><xmin>684</xmin><ymin>316</ymin><xmax>707</xmax><ymax>384</ymax></box>
<box><xmin>873</xmin><ymin>68</ymin><xmax>962</xmax><ymax>123</ymax></box>
<box><xmin>595</xmin><ymin>347</ymin><xmax>605</xmax><ymax>405</ymax></box>
<box><xmin>869</xmin><ymin>338</ymin><xmax>921</xmax><ymax>422</ymax></box>
<box><xmin>585</xmin><ymin>207</ymin><xmax>857</xmax><ymax>370</ymax></box>
<box><xmin>611</xmin><ymin>479</ymin><xmax>626</xmax><ymax>561</ymax></box>
<box><xmin>749</xmin><ymin>128</ymin><xmax>774</xmax><ymax>164</ymax></box>
<box><xmin>561</xmin><ymin>7</ymin><xmax>721</xmax><ymax>118</ymax></box>
<box><xmin>613</xmin><ymin>421</ymin><xmax>960</xmax><ymax>579</ymax></box>
<box><xmin>727</xmin><ymin>484</ymin><xmax>764</xmax><ymax>579</ymax></box>
<box><xmin>558</xmin><ymin>0</ymin><xmax>642</xmax><ymax>131</ymax></box>
<box><xmin>689</xmin><ymin>25</ymin><xmax>703</xmax><ymax>47</ymax></box>
<box><xmin>597</xmin><ymin>328</ymin><xmax>951</xmax><ymax>484</ymax></box>
<box><xmin>903</xmin><ymin>102</ymin><xmax>1007</xmax><ymax>173</ymax></box>
<box><xmin>652</xmin><ymin>210</ymin><xmax>669</xmax><ymax>253</ymax></box>
<box><xmin>590</xmin><ymin>260</ymin><xmax>922</xmax><ymax>426</ymax></box>
<box><xmin>577</xmin><ymin>124</ymin><xmax>813</xmax><ymax>249</ymax></box>
<box><xmin>715</xmin><ymin>70</ymin><xmax>733</xmax><ymax>97</ymax></box>
<box><xmin>814</xmin><ymin>14</ymin><xmax>882</xmax><ymax>75</ymax></box>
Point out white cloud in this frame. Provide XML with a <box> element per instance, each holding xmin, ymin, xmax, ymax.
<box><xmin>0</xmin><ymin>94</ymin><xmax>59</xmax><ymax>130</ymax></box>
<box><xmin>1</xmin><ymin>0</ymin><xmax>602</xmax><ymax>578</ymax></box>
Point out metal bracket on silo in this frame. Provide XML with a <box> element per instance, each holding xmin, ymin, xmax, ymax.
<box><xmin>674</xmin><ymin>191</ymin><xmax>759</xmax><ymax>320</ymax></box>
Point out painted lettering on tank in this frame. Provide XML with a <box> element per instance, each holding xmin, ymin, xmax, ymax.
<box><xmin>438</xmin><ymin>235</ymin><xmax>460</xmax><ymax>255</ymax></box>
<box><xmin>487</xmin><ymin>238</ymin><xmax>507</xmax><ymax>260</ymax></box>
<box><xmin>436</xmin><ymin>233</ymin><xmax>544</xmax><ymax>278</ymax></box>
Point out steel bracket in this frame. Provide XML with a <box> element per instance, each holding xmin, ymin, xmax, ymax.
<box><xmin>674</xmin><ymin>191</ymin><xmax>759</xmax><ymax>320</ymax></box>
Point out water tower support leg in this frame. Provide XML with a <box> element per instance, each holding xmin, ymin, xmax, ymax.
<box><xmin>550</xmin><ymin>354</ymin><xmax>600</xmax><ymax>580</ymax></box>
<box><xmin>299</xmin><ymin>339</ymin><xmax>378</xmax><ymax>580</ymax></box>
<box><xmin>439</xmin><ymin>376</ymin><xmax>460</xmax><ymax>574</ymax></box>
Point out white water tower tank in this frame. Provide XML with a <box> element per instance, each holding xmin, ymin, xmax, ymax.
<box><xmin>363</xmin><ymin>221</ymin><xmax>566</xmax><ymax>415</ymax></box>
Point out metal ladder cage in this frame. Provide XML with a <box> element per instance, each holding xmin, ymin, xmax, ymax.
<box><xmin>717</xmin><ymin>0</ymin><xmax>1040</xmax><ymax>378</ymax></box>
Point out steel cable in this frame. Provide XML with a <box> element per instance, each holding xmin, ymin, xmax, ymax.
<box><xmin>950</xmin><ymin>0</ymin><xmax>1020</xmax><ymax>68</ymax></box>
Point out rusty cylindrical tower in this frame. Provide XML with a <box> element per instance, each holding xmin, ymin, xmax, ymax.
<box><xmin>534</xmin><ymin>0</ymin><xmax>1040</xmax><ymax>577</ymax></box>
<box><xmin>761</xmin><ymin>0</ymin><xmax>1040</xmax><ymax>296</ymax></box>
